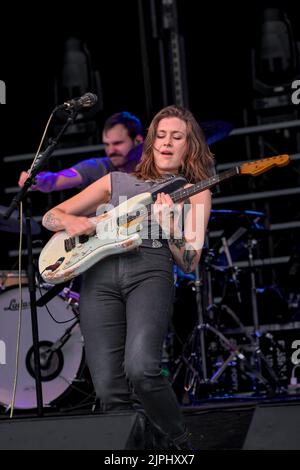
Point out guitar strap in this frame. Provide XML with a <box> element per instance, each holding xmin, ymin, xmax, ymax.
<box><xmin>148</xmin><ymin>174</ymin><xmax>187</xmax><ymax>200</ymax></box>
<box><xmin>145</xmin><ymin>174</ymin><xmax>187</xmax><ymax>248</ymax></box>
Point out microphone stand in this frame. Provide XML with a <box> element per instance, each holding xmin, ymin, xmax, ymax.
<box><xmin>4</xmin><ymin>109</ymin><xmax>78</xmax><ymax>416</ymax></box>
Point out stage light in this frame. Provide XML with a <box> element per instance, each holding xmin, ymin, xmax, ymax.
<box><xmin>252</xmin><ymin>8</ymin><xmax>300</xmax><ymax>95</ymax></box>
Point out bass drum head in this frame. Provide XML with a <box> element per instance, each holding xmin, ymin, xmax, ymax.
<box><xmin>0</xmin><ymin>286</ymin><xmax>84</xmax><ymax>409</ymax></box>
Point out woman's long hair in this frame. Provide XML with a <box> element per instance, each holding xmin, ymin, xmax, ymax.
<box><xmin>133</xmin><ymin>105</ymin><xmax>215</xmax><ymax>183</ymax></box>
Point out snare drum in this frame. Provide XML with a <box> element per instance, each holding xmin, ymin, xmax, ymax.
<box><xmin>0</xmin><ymin>270</ymin><xmax>28</xmax><ymax>290</ymax></box>
<box><xmin>0</xmin><ymin>285</ymin><xmax>86</xmax><ymax>409</ymax></box>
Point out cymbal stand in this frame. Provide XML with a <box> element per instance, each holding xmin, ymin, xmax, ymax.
<box><xmin>195</xmin><ymin>263</ymin><xmax>209</xmax><ymax>381</ymax></box>
<box><xmin>211</xmin><ymin>235</ymin><xmax>282</xmax><ymax>392</ymax></box>
<box><xmin>170</xmin><ymin>235</ymin><xmax>265</xmax><ymax>400</ymax></box>
<box><xmin>247</xmin><ymin>237</ymin><xmax>261</xmax><ymax>373</ymax></box>
<box><xmin>201</xmin><ymin>241</ymin><xmax>270</xmax><ymax>390</ymax></box>
<box><xmin>172</xmin><ymin>233</ymin><xmax>280</xmax><ymax>400</ymax></box>
<box><xmin>245</xmin><ymin>236</ymin><xmax>282</xmax><ymax>390</ymax></box>
<box><xmin>221</xmin><ymin>236</ymin><xmax>242</xmax><ymax>304</ymax></box>
<box><xmin>171</xmin><ymin>237</ymin><xmax>213</xmax><ymax>398</ymax></box>
<box><xmin>171</xmin><ymin>262</ymin><xmax>208</xmax><ymax>397</ymax></box>
<box><xmin>171</xmin><ymin>261</ymin><xmax>270</xmax><ymax>399</ymax></box>
<box><xmin>204</xmin><ymin>322</ymin><xmax>269</xmax><ymax>388</ymax></box>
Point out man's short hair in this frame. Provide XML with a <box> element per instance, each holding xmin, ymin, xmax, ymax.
<box><xmin>103</xmin><ymin>111</ymin><xmax>143</xmax><ymax>139</ymax></box>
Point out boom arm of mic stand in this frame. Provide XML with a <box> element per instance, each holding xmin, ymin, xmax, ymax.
<box><xmin>4</xmin><ymin>113</ymin><xmax>77</xmax><ymax>220</ymax></box>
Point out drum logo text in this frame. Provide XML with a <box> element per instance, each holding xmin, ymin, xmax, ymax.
<box><xmin>0</xmin><ymin>80</ymin><xmax>5</xmax><ymax>104</ymax></box>
<box><xmin>4</xmin><ymin>298</ymin><xmax>31</xmax><ymax>311</ymax></box>
<box><xmin>0</xmin><ymin>340</ymin><xmax>6</xmax><ymax>365</ymax></box>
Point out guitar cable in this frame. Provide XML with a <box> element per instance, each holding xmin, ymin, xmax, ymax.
<box><xmin>9</xmin><ymin>202</ymin><xmax>24</xmax><ymax>418</ymax></box>
<box><xmin>9</xmin><ymin>111</ymin><xmax>55</xmax><ymax>416</ymax></box>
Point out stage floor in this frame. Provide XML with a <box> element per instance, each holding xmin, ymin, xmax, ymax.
<box><xmin>1</xmin><ymin>392</ymin><xmax>300</xmax><ymax>450</ymax></box>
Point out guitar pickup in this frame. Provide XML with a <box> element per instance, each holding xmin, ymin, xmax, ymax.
<box><xmin>64</xmin><ymin>235</ymin><xmax>89</xmax><ymax>253</ymax></box>
<box><xmin>117</xmin><ymin>210</ymin><xmax>145</xmax><ymax>227</ymax></box>
<box><xmin>64</xmin><ymin>237</ymin><xmax>76</xmax><ymax>252</ymax></box>
<box><xmin>78</xmin><ymin>234</ymin><xmax>90</xmax><ymax>244</ymax></box>
<box><xmin>117</xmin><ymin>215</ymin><xmax>128</xmax><ymax>226</ymax></box>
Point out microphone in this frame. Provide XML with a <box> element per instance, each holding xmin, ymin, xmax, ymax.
<box><xmin>57</xmin><ymin>93</ymin><xmax>98</xmax><ymax>111</ymax></box>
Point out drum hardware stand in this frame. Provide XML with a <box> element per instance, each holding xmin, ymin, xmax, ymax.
<box><xmin>171</xmin><ymin>236</ymin><xmax>250</xmax><ymax>399</ymax></box>
<box><xmin>171</xmin><ymin>263</ymin><xmax>207</xmax><ymax>399</ymax></box>
<box><xmin>172</xmin><ymin>234</ymin><xmax>281</xmax><ymax>402</ymax></box>
<box><xmin>41</xmin><ymin>318</ymin><xmax>80</xmax><ymax>369</ymax></box>
<box><xmin>247</xmin><ymin>237</ymin><xmax>260</xmax><ymax>357</ymax></box>
<box><xmin>4</xmin><ymin>108</ymin><xmax>79</xmax><ymax>416</ymax></box>
<box><xmin>171</xmin><ymin>235</ymin><xmax>228</xmax><ymax>400</ymax></box>
<box><xmin>213</xmin><ymin>236</ymin><xmax>283</xmax><ymax>393</ymax></box>
<box><xmin>171</xmin><ymin>292</ymin><xmax>270</xmax><ymax>400</ymax></box>
<box><xmin>200</xmin><ymin>322</ymin><xmax>269</xmax><ymax>388</ymax></box>
<box><xmin>220</xmin><ymin>237</ymin><xmax>242</xmax><ymax>304</ymax></box>
<box><xmin>210</xmin><ymin>235</ymin><xmax>283</xmax><ymax>393</ymax></box>
<box><xmin>243</xmin><ymin>236</ymin><xmax>284</xmax><ymax>392</ymax></box>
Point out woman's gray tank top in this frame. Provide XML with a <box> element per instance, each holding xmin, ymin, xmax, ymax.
<box><xmin>109</xmin><ymin>172</ymin><xmax>171</xmax><ymax>248</ymax></box>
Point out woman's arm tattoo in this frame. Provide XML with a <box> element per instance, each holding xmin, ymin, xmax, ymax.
<box><xmin>43</xmin><ymin>211</ymin><xmax>63</xmax><ymax>231</ymax></box>
<box><xmin>169</xmin><ymin>236</ymin><xmax>186</xmax><ymax>249</ymax></box>
<box><xmin>182</xmin><ymin>247</ymin><xmax>198</xmax><ymax>273</ymax></box>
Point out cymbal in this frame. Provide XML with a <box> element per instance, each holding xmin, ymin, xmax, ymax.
<box><xmin>200</xmin><ymin>120</ymin><xmax>234</xmax><ymax>145</ymax></box>
<box><xmin>209</xmin><ymin>209</ymin><xmax>266</xmax><ymax>231</ymax></box>
<box><xmin>209</xmin><ymin>209</ymin><xmax>267</xmax><ymax>268</ymax></box>
<box><xmin>0</xmin><ymin>205</ymin><xmax>41</xmax><ymax>235</ymax></box>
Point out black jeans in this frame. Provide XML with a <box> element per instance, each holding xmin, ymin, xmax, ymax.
<box><xmin>79</xmin><ymin>246</ymin><xmax>187</xmax><ymax>442</ymax></box>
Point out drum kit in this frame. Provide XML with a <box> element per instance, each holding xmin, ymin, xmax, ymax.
<box><xmin>0</xmin><ymin>201</ymin><xmax>290</xmax><ymax>412</ymax></box>
<box><xmin>0</xmin><ymin>283</ymin><xmax>86</xmax><ymax>410</ymax></box>
<box><xmin>170</xmin><ymin>207</ymin><xmax>290</xmax><ymax>401</ymax></box>
<box><xmin>0</xmin><ymin>207</ymin><xmax>94</xmax><ymax>412</ymax></box>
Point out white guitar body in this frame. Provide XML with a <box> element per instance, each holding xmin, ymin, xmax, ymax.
<box><xmin>39</xmin><ymin>192</ymin><xmax>153</xmax><ymax>284</ymax></box>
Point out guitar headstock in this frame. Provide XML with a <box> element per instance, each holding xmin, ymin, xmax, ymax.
<box><xmin>240</xmin><ymin>154</ymin><xmax>290</xmax><ymax>176</ymax></box>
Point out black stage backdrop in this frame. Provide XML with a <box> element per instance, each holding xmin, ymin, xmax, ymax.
<box><xmin>0</xmin><ymin>0</ymin><xmax>300</xmax><ymax>289</ymax></box>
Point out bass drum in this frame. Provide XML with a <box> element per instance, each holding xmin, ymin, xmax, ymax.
<box><xmin>0</xmin><ymin>286</ymin><xmax>85</xmax><ymax>409</ymax></box>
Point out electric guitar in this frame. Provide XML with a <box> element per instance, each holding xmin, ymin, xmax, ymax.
<box><xmin>39</xmin><ymin>155</ymin><xmax>290</xmax><ymax>284</ymax></box>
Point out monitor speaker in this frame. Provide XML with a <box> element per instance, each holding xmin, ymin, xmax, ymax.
<box><xmin>243</xmin><ymin>403</ymin><xmax>300</xmax><ymax>450</ymax></box>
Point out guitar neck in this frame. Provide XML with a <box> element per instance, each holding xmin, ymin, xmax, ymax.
<box><xmin>170</xmin><ymin>166</ymin><xmax>240</xmax><ymax>203</ymax></box>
